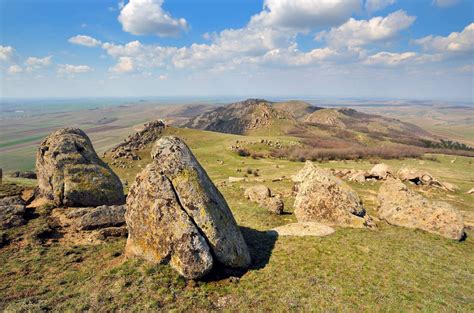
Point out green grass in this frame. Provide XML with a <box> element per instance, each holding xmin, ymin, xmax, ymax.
<box><xmin>1</xmin><ymin>127</ymin><xmax>473</xmax><ymax>311</ymax></box>
<box><xmin>0</xmin><ymin>135</ymin><xmax>46</xmax><ymax>149</ymax></box>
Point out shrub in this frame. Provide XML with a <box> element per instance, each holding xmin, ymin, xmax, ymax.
<box><xmin>237</xmin><ymin>148</ymin><xmax>250</xmax><ymax>157</ymax></box>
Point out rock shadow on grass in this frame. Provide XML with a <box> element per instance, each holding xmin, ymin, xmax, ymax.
<box><xmin>201</xmin><ymin>226</ymin><xmax>278</xmax><ymax>281</ymax></box>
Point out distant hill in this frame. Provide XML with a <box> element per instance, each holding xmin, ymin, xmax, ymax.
<box><xmin>272</xmin><ymin>100</ymin><xmax>321</xmax><ymax>120</ymax></box>
<box><xmin>183</xmin><ymin>99</ymin><xmax>289</xmax><ymax>135</ymax></box>
<box><xmin>304</xmin><ymin>107</ymin><xmax>433</xmax><ymax>140</ymax></box>
<box><xmin>184</xmin><ymin>99</ymin><xmax>435</xmax><ymax>145</ymax></box>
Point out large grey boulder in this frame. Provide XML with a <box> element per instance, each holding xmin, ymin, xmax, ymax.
<box><xmin>293</xmin><ymin>162</ymin><xmax>374</xmax><ymax>228</ymax></box>
<box><xmin>377</xmin><ymin>179</ymin><xmax>465</xmax><ymax>240</ymax></box>
<box><xmin>36</xmin><ymin>128</ymin><xmax>125</xmax><ymax>207</ymax></box>
<box><xmin>125</xmin><ymin>136</ymin><xmax>251</xmax><ymax>279</ymax></box>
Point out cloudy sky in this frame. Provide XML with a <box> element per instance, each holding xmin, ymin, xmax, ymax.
<box><xmin>1</xmin><ymin>0</ymin><xmax>473</xmax><ymax>100</ymax></box>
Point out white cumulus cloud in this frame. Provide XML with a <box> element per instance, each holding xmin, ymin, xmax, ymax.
<box><xmin>118</xmin><ymin>0</ymin><xmax>188</xmax><ymax>37</ymax></box>
<box><xmin>363</xmin><ymin>51</ymin><xmax>441</xmax><ymax>66</ymax></box>
<box><xmin>25</xmin><ymin>56</ymin><xmax>52</xmax><ymax>67</ymax></box>
<box><xmin>68</xmin><ymin>35</ymin><xmax>102</xmax><ymax>47</ymax></box>
<box><xmin>57</xmin><ymin>64</ymin><xmax>93</xmax><ymax>75</ymax></box>
<box><xmin>24</xmin><ymin>56</ymin><xmax>53</xmax><ymax>72</ymax></box>
<box><xmin>317</xmin><ymin>10</ymin><xmax>416</xmax><ymax>48</ymax></box>
<box><xmin>414</xmin><ymin>23</ymin><xmax>474</xmax><ymax>54</ymax></box>
<box><xmin>7</xmin><ymin>65</ymin><xmax>23</xmax><ymax>74</ymax></box>
<box><xmin>250</xmin><ymin>0</ymin><xmax>361</xmax><ymax>30</ymax></box>
<box><xmin>109</xmin><ymin>56</ymin><xmax>135</xmax><ymax>73</ymax></box>
<box><xmin>0</xmin><ymin>46</ymin><xmax>15</xmax><ymax>62</ymax></box>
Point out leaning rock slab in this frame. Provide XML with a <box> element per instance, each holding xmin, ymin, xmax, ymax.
<box><xmin>125</xmin><ymin>136</ymin><xmax>251</xmax><ymax>279</ymax></box>
<box><xmin>294</xmin><ymin>161</ymin><xmax>374</xmax><ymax>228</ymax></box>
<box><xmin>36</xmin><ymin>128</ymin><xmax>124</xmax><ymax>207</ymax></box>
<box><xmin>377</xmin><ymin>179</ymin><xmax>465</xmax><ymax>240</ymax></box>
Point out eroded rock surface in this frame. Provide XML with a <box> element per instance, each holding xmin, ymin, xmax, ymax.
<box><xmin>377</xmin><ymin>179</ymin><xmax>465</xmax><ymax>240</ymax></box>
<box><xmin>105</xmin><ymin>120</ymin><xmax>166</xmax><ymax>164</ymax></box>
<box><xmin>51</xmin><ymin>205</ymin><xmax>128</xmax><ymax>244</ymax></box>
<box><xmin>0</xmin><ymin>196</ymin><xmax>27</xmax><ymax>229</ymax></box>
<box><xmin>244</xmin><ymin>185</ymin><xmax>284</xmax><ymax>214</ymax></box>
<box><xmin>397</xmin><ymin>166</ymin><xmax>458</xmax><ymax>191</ymax></box>
<box><xmin>36</xmin><ymin>128</ymin><xmax>124</xmax><ymax>207</ymax></box>
<box><xmin>66</xmin><ymin>205</ymin><xmax>126</xmax><ymax>231</ymax></box>
<box><xmin>125</xmin><ymin>136</ymin><xmax>251</xmax><ymax>279</ymax></box>
<box><xmin>293</xmin><ymin>161</ymin><xmax>374</xmax><ymax>228</ymax></box>
<box><xmin>368</xmin><ymin>163</ymin><xmax>393</xmax><ymax>180</ymax></box>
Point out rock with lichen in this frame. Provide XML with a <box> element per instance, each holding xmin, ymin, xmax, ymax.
<box><xmin>377</xmin><ymin>178</ymin><xmax>465</xmax><ymax>240</ymax></box>
<box><xmin>293</xmin><ymin>161</ymin><xmax>375</xmax><ymax>228</ymax></box>
<box><xmin>0</xmin><ymin>195</ymin><xmax>27</xmax><ymax>230</ymax></box>
<box><xmin>244</xmin><ymin>185</ymin><xmax>284</xmax><ymax>214</ymax></box>
<box><xmin>36</xmin><ymin>128</ymin><xmax>124</xmax><ymax>207</ymax></box>
<box><xmin>125</xmin><ymin>136</ymin><xmax>251</xmax><ymax>279</ymax></box>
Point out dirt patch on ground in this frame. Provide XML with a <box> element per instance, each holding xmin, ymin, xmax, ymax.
<box><xmin>272</xmin><ymin>222</ymin><xmax>335</xmax><ymax>237</ymax></box>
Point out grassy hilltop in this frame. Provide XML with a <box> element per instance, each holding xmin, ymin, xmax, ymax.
<box><xmin>1</xmin><ymin>124</ymin><xmax>473</xmax><ymax>311</ymax></box>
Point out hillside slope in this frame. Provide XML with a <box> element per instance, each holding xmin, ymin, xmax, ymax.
<box><xmin>183</xmin><ymin>99</ymin><xmax>292</xmax><ymax>135</ymax></box>
<box><xmin>305</xmin><ymin>108</ymin><xmax>433</xmax><ymax>140</ymax></box>
<box><xmin>184</xmin><ymin>99</ymin><xmax>437</xmax><ymax>149</ymax></box>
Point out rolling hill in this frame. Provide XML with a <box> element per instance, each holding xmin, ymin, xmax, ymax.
<box><xmin>183</xmin><ymin>98</ymin><xmax>438</xmax><ymax>148</ymax></box>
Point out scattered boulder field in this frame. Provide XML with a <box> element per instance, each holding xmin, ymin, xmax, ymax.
<box><xmin>0</xmin><ymin>120</ymin><xmax>470</xmax><ymax>282</ymax></box>
<box><xmin>331</xmin><ymin>163</ymin><xmax>460</xmax><ymax>192</ymax></box>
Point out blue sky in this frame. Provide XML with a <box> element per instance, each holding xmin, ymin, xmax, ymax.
<box><xmin>1</xmin><ymin>0</ymin><xmax>473</xmax><ymax>100</ymax></box>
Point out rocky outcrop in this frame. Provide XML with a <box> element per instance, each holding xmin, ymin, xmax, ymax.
<box><xmin>106</xmin><ymin>120</ymin><xmax>166</xmax><ymax>164</ymax></box>
<box><xmin>36</xmin><ymin>128</ymin><xmax>125</xmax><ymax>207</ymax></box>
<box><xmin>304</xmin><ymin>107</ymin><xmax>433</xmax><ymax>140</ymax></box>
<box><xmin>244</xmin><ymin>185</ymin><xmax>284</xmax><ymax>215</ymax></box>
<box><xmin>125</xmin><ymin>136</ymin><xmax>251</xmax><ymax>279</ymax></box>
<box><xmin>184</xmin><ymin>99</ymin><xmax>286</xmax><ymax>135</ymax></box>
<box><xmin>397</xmin><ymin>166</ymin><xmax>458</xmax><ymax>191</ymax></box>
<box><xmin>368</xmin><ymin>163</ymin><xmax>393</xmax><ymax>180</ymax></box>
<box><xmin>293</xmin><ymin>162</ymin><xmax>374</xmax><ymax>228</ymax></box>
<box><xmin>377</xmin><ymin>179</ymin><xmax>465</xmax><ymax>240</ymax></box>
<box><xmin>0</xmin><ymin>196</ymin><xmax>26</xmax><ymax>229</ymax></box>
